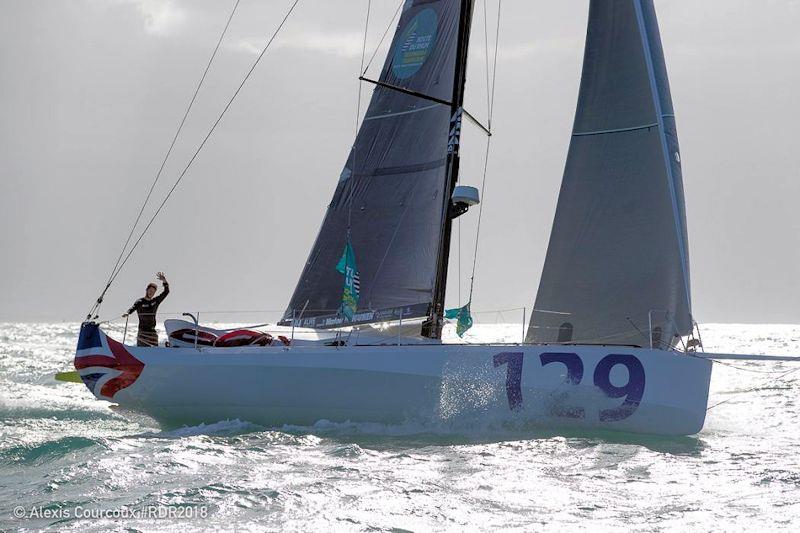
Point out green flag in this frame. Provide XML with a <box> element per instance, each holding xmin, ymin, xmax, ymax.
<box><xmin>445</xmin><ymin>303</ymin><xmax>473</xmax><ymax>337</ymax></box>
<box><xmin>335</xmin><ymin>240</ymin><xmax>360</xmax><ymax>321</ymax></box>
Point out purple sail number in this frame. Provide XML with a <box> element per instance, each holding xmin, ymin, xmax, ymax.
<box><xmin>493</xmin><ymin>351</ymin><xmax>646</xmax><ymax>421</ymax></box>
<box><xmin>539</xmin><ymin>352</ymin><xmax>585</xmax><ymax>419</ymax></box>
<box><xmin>492</xmin><ymin>352</ymin><xmax>523</xmax><ymax>410</ymax></box>
<box><xmin>539</xmin><ymin>352</ymin><xmax>583</xmax><ymax>384</ymax></box>
<box><xmin>593</xmin><ymin>354</ymin><xmax>646</xmax><ymax>422</ymax></box>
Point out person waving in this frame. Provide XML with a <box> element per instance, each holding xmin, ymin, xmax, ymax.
<box><xmin>124</xmin><ymin>272</ymin><xmax>170</xmax><ymax>347</ymax></box>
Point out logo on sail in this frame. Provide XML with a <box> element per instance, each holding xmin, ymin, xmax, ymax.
<box><xmin>336</xmin><ymin>240</ymin><xmax>360</xmax><ymax>321</ymax></box>
<box><xmin>392</xmin><ymin>8</ymin><xmax>439</xmax><ymax>79</ymax></box>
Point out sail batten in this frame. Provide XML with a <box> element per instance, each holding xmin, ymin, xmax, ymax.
<box><xmin>528</xmin><ymin>0</ymin><xmax>692</xmax><ymax>348</ymax></box>
<box><xmin>364</xmin><ymin>103</ymin><xmax>442</xmax><ymax>122</ymax></box>
<box><xmin>573</xmin><ymin>122</ymin><xmax>658</xmax><ymax>136</ymax></box>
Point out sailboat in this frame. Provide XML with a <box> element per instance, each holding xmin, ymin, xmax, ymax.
<box><xmin>73</xmin><ymin>0</ymin><xmax>798</xmax><ymax>436</ymax></box>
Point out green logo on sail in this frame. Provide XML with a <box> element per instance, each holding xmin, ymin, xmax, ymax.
<box><xmin>336</xmin><ymin>240</ymin><xmax>360</xmax><ymax>321</ymax></box>
<box><xmin>392</xmin><ymin>8</ymin><xmax>439</xmax><ymax>79</ymax></box>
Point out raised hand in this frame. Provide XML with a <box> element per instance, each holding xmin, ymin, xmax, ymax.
<box><xmin>156</xmin><ymin>271</ymin><xmax>167</xmax><ymax>282</ymax></box>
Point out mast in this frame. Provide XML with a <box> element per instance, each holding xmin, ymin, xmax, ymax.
<box><xmin>422</xmin><ymin>0</ymin><xmax>475</xmax><ymax>339</ymax></box>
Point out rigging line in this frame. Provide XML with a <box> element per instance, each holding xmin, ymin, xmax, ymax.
<box><xmin>470</xmin><ymin>306</ymin><xmax>525</xmax><ymax>314</ymax></box>
<box><xmin>466</xmin><ymin>0</ymin><xmax>502</xmax><ymax>302</ymax></box>
<box><xmin>488</xmin><ymin>0</ymin><xmax>501</xmax><ymax>127</ymax></box>
<box><xmin>705</xmin><ymin>358</ymin><xmax>797</xmax><ymax>375</ymax></box>
<box><xmin>483</xmin><ymin>0</ymin><xmax>491</xmax><ymax>126</ymax></box>
<box><xmin>105</xmin><ymin>0</ymin><xmax>301</xmax><ymax>289</ymax></box>
<box><xmin>458</xmin><ymin>217</ymin><xmax>462</xmax><ymax>304</ymax></box>
<box><xmin>348</xmin><ymin>0</ymin><xmax>371</xmax><ymax>233</ymax></box>
<box><xmin>357</xmin><ymin>0</ymin><xmax>372</xmax><ymax>129</ymax></box>
<box><xmin>522</xmin><ymin>324</ymin><xmax>668</xmax><ymax>346</ymax></box>
<box><xmin>467</xmin><ymin>135</ymin><xmax>491</xmax><ymax>303</ymax></box>
<box><xmin>706</xmin><ymin>365</ymin><xmax>800</xmax><ymax>411</ymax></box>
<box><xmin>460</xmin><ymin>323</ymin><xmax>655</xmax><ymax>346</ymax></box>
<box><xmin>362</xmin><ymin>0</ymin><xmax>405</xmax><ymax>76</ymax></box>
<box><xmin>88</xmin><ymin>0</ymin><xmax>241</xmax><ymax>316</ymax></box>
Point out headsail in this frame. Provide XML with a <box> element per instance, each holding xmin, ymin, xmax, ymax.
<box><xmin>528</xmin><ymin>0</ymin><xmax>691</xmax><ymax>348</ymax></box>
<box><xmin>282</xmin><ymin>0</ymin><xmax>472</xmax><ymax>329</ymax></box>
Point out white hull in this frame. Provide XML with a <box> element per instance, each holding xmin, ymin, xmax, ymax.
<box><xmin>75</xmin><ymin>323</ymin><xmax>712</xmax><ymax>436</ymax></box>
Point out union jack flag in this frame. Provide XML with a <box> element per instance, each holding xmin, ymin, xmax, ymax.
<box><xmin>74</xmin><ymin>323</ymin><xmax>145</xmax><ymax>400</ymax></box>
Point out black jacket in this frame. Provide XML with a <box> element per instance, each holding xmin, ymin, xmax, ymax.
<box><xmin>128</xmin><ymin>282</ymin><xmax>169</xmax><ymax>330</ymax></box>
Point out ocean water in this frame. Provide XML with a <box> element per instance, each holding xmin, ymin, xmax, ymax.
<box><xmin>1</xmin><ymin>322</ymin><xmax>799</xmax><ymax>531</ymax></box>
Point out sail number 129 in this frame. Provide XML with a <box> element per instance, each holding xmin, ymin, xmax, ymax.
<box><xmin>492</xmin><ymin>352</ymin><xmax>646</xmax><ymax>421</ymax></box>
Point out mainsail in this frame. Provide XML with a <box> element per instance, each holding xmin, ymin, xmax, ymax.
<box><xmin>282</xmin><ymin>0</ymin><xmax>473</xmax><ymax>329</ymax></box>
<box><xmin>528</xmin><ymin>0</ymin><xmax>691</xmax><ymax>348</ymax></box>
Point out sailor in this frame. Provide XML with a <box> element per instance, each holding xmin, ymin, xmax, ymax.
<box><xmin>123</xmin><ymin>272</ymin><xmax>170</xmax><ymax>347</ymax></box>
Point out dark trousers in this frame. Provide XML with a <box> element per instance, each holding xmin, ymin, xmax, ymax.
<box><xmin>137</xmin><ymin>328</ymin><xmax>159</xmax><ymax>347</ymax></box>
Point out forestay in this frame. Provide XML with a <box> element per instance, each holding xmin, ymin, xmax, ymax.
<box><xmin>282</xmin><ymin>0</ymin><xmax>466</xmax><ymax>329</ymax></box>
<box><xmin>528</xmin><ymin>0</ymin><xmax>691</xmax><ymax>348</ymax></box>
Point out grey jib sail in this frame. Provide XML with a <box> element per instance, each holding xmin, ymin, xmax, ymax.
<box><xmin>528</xmin><ymin>0</ymin><xmax>691</xmax><ymax>348</ymax></box>
<box><xmin>282</xmin><ymin>0</ymin><xmax>465</xmax><ymax>329</ymax></box>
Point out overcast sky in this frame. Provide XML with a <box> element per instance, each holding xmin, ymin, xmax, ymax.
<box><xmin>1</xmin><ymin>0</ymin><xmax>799</xmax><ymax>324</ymax></box>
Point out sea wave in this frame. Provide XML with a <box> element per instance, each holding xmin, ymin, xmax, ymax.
<box><xmin>1</xmin><ymin>322</ymin><xmax>799</xmax><ymax>531</ymax></box>
<box><xmin>0</xmin><ymin>436</ymin><xmax>104</xmax><ymax>466</ymax></box>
